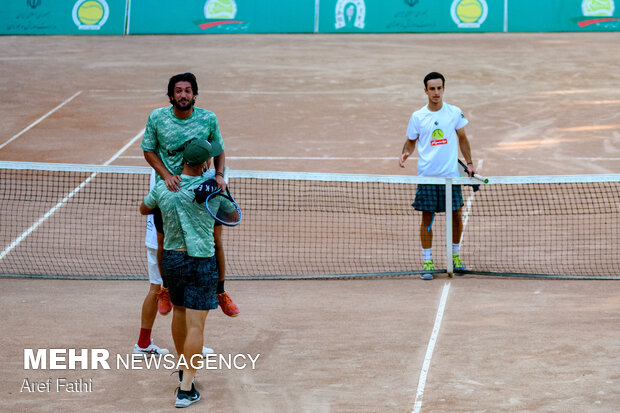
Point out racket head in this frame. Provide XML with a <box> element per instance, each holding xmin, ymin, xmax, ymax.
<box><xmin>205</xmin><ymin>187</ymin><xmax>242</xmax><ymax>226</ymax></box>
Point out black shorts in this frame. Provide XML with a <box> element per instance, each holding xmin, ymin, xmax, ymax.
<box><xmin>161</xmin><ymin>250</ymin><xmax>219</xmax><ymax>311</ymax></box>
<box><xmin>413</xmin><ymin>184</ymin><xmax>464</xmax><ymax>213</ymax></box>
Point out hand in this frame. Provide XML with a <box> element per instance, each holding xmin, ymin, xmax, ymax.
<box><xmin>466</xmin><ymin>163</ymin><xmax>476</xmax><ymax>177</ymax></box>
<box><xmin>399</xmin><ymin>152</ymin><xmax>410</xmax><ymax>168</ymax></box>
<box><xmin>165</xmin><ymin>174</ymin><xmax>181</xmax><ymax>192</ymax></box>
<box><xmin>215</xmin><ymin>174</ymin><xmax>227</xmax><ymax>192</ymax></box>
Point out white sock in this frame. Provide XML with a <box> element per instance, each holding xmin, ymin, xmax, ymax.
<box><xmin>423</xmin><ymin>248</ymin><xmax>432</xmax><ymax>262</ymax></box>
<box><xmin>453</xmin><ymin>243</ymin><xmax>460</xmax><ymax>255</ymax></box>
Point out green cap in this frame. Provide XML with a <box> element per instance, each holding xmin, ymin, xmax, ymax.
<box><xmin>183</xmin><ymin>139</ymin><xmax>222</xmax><ymax>166</ymax></box>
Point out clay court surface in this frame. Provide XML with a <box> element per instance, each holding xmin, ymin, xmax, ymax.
<box><xmin>1</xmin><ymin>33</ymin><xmax>619</xmax><ymax>412</ymax></box>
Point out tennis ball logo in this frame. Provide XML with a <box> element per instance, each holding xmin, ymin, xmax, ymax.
<box><xmin>72</xmin><ymin>0</ymin><xmax>109</xmax><ymax>30</ymax></box>
<box><xmin>432</xmin><ymin>129</ymin><xmax>444</xmax><ymax>140</ymax></box>
<box><xmin>582</xmin><ymin>0</ymin><xmax>615</xmax><ymax>16</ymax></box>
<box><xmin>451</xmin><ymin>0</ymin><xmax>488</xmax><ymax>28</ymax></box>
<box><xmin>205</xmin><ymin>0</ymin><xmax>237</xmax><ymax>19</ymax></box>
<box><xmin>456</xmin><ymin>0</ymin><xmax>483</xmax><ymax>23</ymax></box>
<box><xmin>77</xmin><ymin>1</ymin><xmax>104</xmax><ymax>25</ymax></box>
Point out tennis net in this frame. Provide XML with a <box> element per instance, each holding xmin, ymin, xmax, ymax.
<box><xmin>1</xmin><ymin>161</ymin><xmax>619</xmax><ymax>280</ymax></box>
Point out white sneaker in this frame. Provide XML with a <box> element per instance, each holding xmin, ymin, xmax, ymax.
<box><xmin>133</xmin><ymin>339</ymin><xmax>170</xmax><ymax>355</ymax></box>
<box><xmin>202</xmin><ymin>346</ymin><xmax>214</xmax><ymax>356</ymax></box>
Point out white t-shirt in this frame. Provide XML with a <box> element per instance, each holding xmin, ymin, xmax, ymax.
<box><xmin>405</xmin><ymin>103</ymin><xmax>468</xmax><ymax>177</ymax></box>
<box><xmin>145</xmin><ymin>168</ymin><xmax>217</xmax><ymax>249</ymax></box>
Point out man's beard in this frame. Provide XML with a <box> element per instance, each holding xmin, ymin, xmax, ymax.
<box><xmin>172</xmin><ymin>97</ymin><xmax>195</xmax><ymax>111</ymax></box>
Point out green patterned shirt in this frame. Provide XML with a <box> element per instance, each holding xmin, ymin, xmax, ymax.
<box><xmin>143</xmin><ymin>175</ymin><xmax>233</xmax><ymax>257</ymax></box>
<box><xmin>141</xmin><ymin>106</ymin><xmax>225</xmax><ymax>177</ymax></box>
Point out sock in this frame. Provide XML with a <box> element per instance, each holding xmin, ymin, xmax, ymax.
<box><xmin>423</xmin><ymin>248</ymin><xmax>432</xmax><ymax>262</ymax></box>
<box><xmin>453</xmin><ymin>243</ymin><xmax>460</xmax><ymax>255</ymax></box>
<box><xmin>217</xmin><ymin>280</ymin><xmax>225</xmax><ymax>295</ymax></box>
<box><xmin>137</xmin><ymin>328</ymin><xmax>152</xmax><ymax>349</ymax></box>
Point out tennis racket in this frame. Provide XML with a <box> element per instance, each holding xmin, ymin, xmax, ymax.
<box><xmin>205</xmin><ymin>168</ymin><xmax>242</xmax><ymax>226</ymax></box>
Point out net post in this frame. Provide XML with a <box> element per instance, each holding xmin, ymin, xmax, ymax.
<box><xmin>445</xmin><ymin>178</ymin><xmax>453</xmax><ymax>276</ymax></box>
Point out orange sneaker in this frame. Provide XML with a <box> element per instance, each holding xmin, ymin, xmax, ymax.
<box><xmin>157</xmin><ymin>288</ymin><xmax>172</xmax><ymax>315</ymax></box>
<box><xmin>217</xmin><ymin>292</ymin><xmax>239</xmax><ymax>317</ymax></box>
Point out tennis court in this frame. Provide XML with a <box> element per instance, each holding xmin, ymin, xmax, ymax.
<box><xmin>1</xmin><ymin>33</ymin><xmax>619</xmax><ymax>412</ymax></box>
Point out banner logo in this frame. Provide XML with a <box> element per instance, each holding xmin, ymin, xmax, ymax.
<box><xmin>205</xmin><ymin>0</ymin><xmax>237</xmax><ymax>19</ymax></box>
<box><xmin>198</xmin><ymin>0</ymin><xmax>245</xmax><ymax>30</ymax></box>
<box><xmin>27</xmin><ymin>0</ymin><xmax>42</xmax><ymax>9</ymax></box>
<box><xmin>450</xmin><ymin>0</ymin><xmax>488</xmax><ymax>28</ymax></box>
<box><xmin>72</xmin><ymin>0</ymin><xmax>109</xmax><ymax>30</ymax></box>
<box><xmin>335</xmin><ymin>0</ymin><xmax>366</xmax><ymax>29</ymax></box>
<box><xmin>582</xmin><ymin>0</ymin><xmax>615</xmax><ymax>16</ymax></box>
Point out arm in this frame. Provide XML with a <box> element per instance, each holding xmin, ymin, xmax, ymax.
<box><xmin>456</xmin><ymin>127</ymin><xmax>475</xmax><ymax>177</ymax></box>
<box><xmin>139</xmin><ymin>201</ymin><xmax>154</xmax><ymax>215</ymax></box>
<box><xmin>143</xmin><ymin>150</ymin><xmax>181</xmax><ymax>192</ymax></box>
<box><xmin>213</xmin><ymin>150</ymin><xmax>227</xmax><ymax>191</ymax></box>
<box><xmin>399</xmin><ymin>138</ymin><xmax>417</xmax><ymax>168</ymax></box>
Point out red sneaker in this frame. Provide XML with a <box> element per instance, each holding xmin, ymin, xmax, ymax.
<box><xmin>157</xmin><ymin>288</ymin><xmax>172</xmax><ymax>315</ymax></box>
<box><xmin>217</xmin><ymin>292</ymin><xmax>239</xmax><ymax>317</ymax></box>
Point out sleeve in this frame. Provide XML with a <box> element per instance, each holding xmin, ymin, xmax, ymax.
<box><xmin>144</xmin><ymin>188</ymin><xmax>158</xmax><ymax>210</ymax></box>
<box><xmin>141</xmin><ymin>112</ymin><xmax>158</xmax><ymax>152</ymax></box>
<box><xmin>405</xmin><ymin>113</ymin><xmax>419</xmax><ymax>140</ymax></box>
<box><xmin>455</xmin><ymin>108</ymin><xmax>469</xmax><ymax>130</ymax></box>
<box><xmin>208</xmin><ymin>114</ymin><xmax>225</xmax><ymax>151</ymax></box>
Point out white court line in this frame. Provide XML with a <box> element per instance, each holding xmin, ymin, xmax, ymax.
<box><xmin>0</xmin><ymin>91</ymin><xmax>82</xmax><ymax>151</ymax></box>
<box><xmin>0</xmin><ymin>129</ymin><xmax>145</xmax><ymax>261</ymax></box>
<box><xmin>412</xmin><ymin>282</ymin><xmax>451</xmax><ymax>413</ymax></box>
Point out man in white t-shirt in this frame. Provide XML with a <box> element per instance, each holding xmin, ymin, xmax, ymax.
<box><xmin>399</xmin><ymin>72</ymin><xmax>476</xmax><ymax>280</ymax></box>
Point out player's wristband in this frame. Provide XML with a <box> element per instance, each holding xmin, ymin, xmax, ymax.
<box><xmin>216</xmin><ymin>171</ymin><xmax>224</xmax><ymax>177</ymax></box>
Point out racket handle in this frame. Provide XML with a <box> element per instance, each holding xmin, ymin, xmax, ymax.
<box><xmin>472</xmin><ymin>173</ymin><xmax>489</xmax><ymax>184</ymax></box>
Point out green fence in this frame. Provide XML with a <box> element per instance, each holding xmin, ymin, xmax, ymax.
<box><xmin>2</xmin><ymin>0</ymin><xmax>619</xmax><ymax>35</ymax></box>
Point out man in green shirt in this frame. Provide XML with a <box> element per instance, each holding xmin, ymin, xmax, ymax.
<box><xmin>141</xmin><ymin>72</ymin><xmax>238</xmax><ymax>317</ymax></box>
<box><xmin>140</xmin><ymin>139</ymin><xmax>233</xmax><ymax>408</ymax></box>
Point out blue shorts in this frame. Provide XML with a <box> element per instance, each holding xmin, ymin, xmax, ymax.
<box><xmin>161</xmin><ymin>250</ymin><xmax>219</xmax><ymax>311</ymax></box>
<box><xmin>413</xmin><ymin>184</ymin><xmax>464</xmax><ymax>213</ymax></box>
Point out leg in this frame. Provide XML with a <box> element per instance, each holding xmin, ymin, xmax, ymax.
<box><xmin>452</xmin><ymin>207</ymin><xmax>466</xmax><ymax>272</ymax></box>
<box><xmin>156</xmin><ymin>231</ymin><xmax>172</xmax><ymax>315</ymax></box>
<box><xmin>452</xmin><ymin>207</ymin><xmax>463</xmax><ymax>245</ymax></box>
<box><xmin>134</xmin><ymin>247</ymin><xmax>168</xmax><ymax>354</ymax></box>
<box><xmin>171</xmin><ymin>305</ymin><xmax>187</xmax><ymax>357</ymax></box>
<box><xmin>420</xmin><ymin>211</ymin><xmax>434</xmax><ymax>249</ymax></box>
<box><xmin>140</xmin><ymin>283</ymin><xmax>161</xmax><ymax>330</ymax></box>
<box><xmin>180</xmin><ymin>309</ymin><xmax>208</xmax><ymax>390</ymax></box>
<box><xmin>214</xmin><ymin>225</ymin><xmax>225</xmax><ymax>283</ymax></box>
<box><xmin>214</xmin><ymin>225</ymin><xmax>239</xmax><ymax>317</ymax></box>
